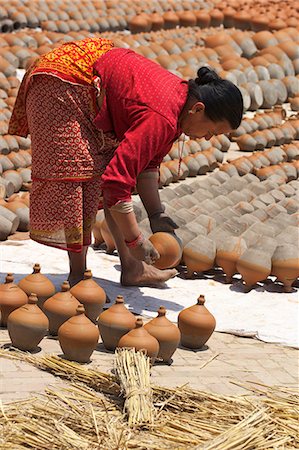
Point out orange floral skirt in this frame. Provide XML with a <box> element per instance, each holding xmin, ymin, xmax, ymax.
<box><xmin>26</xmin><ymin>75</ymin><xmax>118</xmax><ymax>252</ymax></box>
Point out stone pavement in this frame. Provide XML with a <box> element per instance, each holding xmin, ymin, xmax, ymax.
<box><xmin>1</xmin><ymin>326</ymin><xmax>298</xmax><ymax>404</ymax></box>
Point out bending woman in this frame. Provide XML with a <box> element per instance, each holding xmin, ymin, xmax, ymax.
<box><xmin>9</xmin><ymin>37</ymin><xmax>243</xmax><ymax>286</ymax></box>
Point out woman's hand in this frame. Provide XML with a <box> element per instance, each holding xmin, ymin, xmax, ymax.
<box><xmin>150</xmin><ymin>212</ymin><xmax>179</xmax><ymax>234</ymax></box>
<box><xmin>127</xmin><ymin>235</ymin><xmax>160</xmax><ymax>265</ymax></box>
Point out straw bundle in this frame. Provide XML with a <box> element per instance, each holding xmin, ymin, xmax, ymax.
<box><xmin>115</xmin><ymin>347</ymin><xmax>154</xmax><ymax>427</ymax></box>
<box><xmin>0</xmin><ymin>349</ymin><xmax>298</xmax><ymax>449</ymax></box>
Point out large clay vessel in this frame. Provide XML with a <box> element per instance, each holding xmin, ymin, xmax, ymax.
<box><xmin>271</xmin><ymin>244</ymin><xmax>299</xmax><ymax>292</ymax></box>
<box><xmin>144</xmin><ymin>306</ymin><xmax>180</xmax><ymax>363</ymax></box>
<box><xmin>178</xmin><ymin>295</ymin><xmax>216</xmax><ymax>349</ymax></box>
<box><xmin>118</xmin><ymin>317</ymin><xmax>159</xmax><ymax>363</ymax></box>
<box><xmin>236</xmin><ymin>249</ymin><xmax>272</xmax><ymax>291</ymax></box>
<box><xmin>183</xmin><ymin>236</ymin><xmax>216</xmax><ymax>277</ymax></box>
<box><xmin>7</xmin><ymin>293</ymin><xmax>49</xmax><ymax>351</ymax></box>
<box><xmin>98</xmin><ymin>295</ymin><xmax>136</xmax><ymax>351</ymax></box>
<box><xmin>0</xmin><ymin>273</ymin><xmax>28</xmax><ymax>326</ymax></box>
<box><xmin>149</xmin><ymin>232</ymin><xmax>182</xmax><ymax>269</ymax></box>
<box><xmin>216</xmin><ymin>237</ymin><xmax>247</xmax><ymax>282</ymax></box>
<box><xmin>43</xmin><ymin>281</ymin><xmax>80</xmax><ymax>335</ymax></box>
<box><xmin>58</xmin><ymin>304</ymin><xmax>99</xmax><ymax>363</ymax></box>
<box><xmin>70</xmin><ymin>270</ymin><xmax>106</xmax><ymax>322</ymax></box>
<box><xmin>18</xmin><ymin>264</ymin><xmax>55</xmax><ymax>309</ymax></box>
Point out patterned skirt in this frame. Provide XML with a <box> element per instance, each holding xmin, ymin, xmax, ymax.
<box><xmin>26</xmin><ymin>75</ymin><xmax>118</xmax><ymax>252</ymax></box>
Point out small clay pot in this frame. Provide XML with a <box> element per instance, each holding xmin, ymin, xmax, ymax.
<box><xmin>43</xmin><ymin>281</ymin><xmax>80</xmax><ymax>335</ymax></box>
<box><xmin>216</xmin><ymin>237</ymin><xmax>247</xmax><ymax>283</ymax></box>
<box><xmin>178</xmin><ymin>295</ymin><xmax>216</xmax><ymax>349</ymax></box>
<box><xmin>18</xmin><ymin>263</ymin><xmax>55</xmax><ymax>309</ymax></box>
<box><xmin>144</xmin><ymin>306</ymin><xmax>181</xmax><ymax>363</ymax></box>
<box><xmin>183</xmin><ymin>236</ymin><xmax>216</xmax><ymax>277</ymax></box>
<box><xmin>271</xmin><ymin>244</ymin><xmax>299</xmax><ymax>292</ymax></box>
<box><xmin>70</xmin><ymin>270</ymin><xmax>106</xmax><ymax>322</ymax></box>
<box><xmin>58</xmin><ymin>304</ymin><xmax>99</xmax><ymax>363</ymax></box>
<box><xmin>0</xmin><ymin>273</ymin><xmax>28</xmax><ymax>326</ymax></box>
<box><xmin>118</xmin><ymin>317</ymin><xmax>159</xmax><ymax>363</ymax></box>
<box><xmin>98</xmin><ymin>295</ymin><xmax>136</xmax><ymax>351</ymax></box>
<box><xmin>149</xmin><ymin>232</ymin><xmax>182</xmax><ymax>269</ymax></box>
<box><xmin>7</xmin><ymin>293</ymin><xmax>49</xmax><ymax>351</ymax></box>
<box><xmin>236</xmin><ymin>249</ymin><xmax>272</xmax><ymax>291</ymax></box>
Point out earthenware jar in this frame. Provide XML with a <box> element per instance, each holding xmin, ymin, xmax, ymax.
<box><xmin>149</xmin><ymin>232</ymin><xmax>182</xmax><ymax>269</ymax></box>
<box><xmin>0</xmin><ymin>273</ymin><xmax>28</xmax><ymax>326</ymax></box>
<box><xmin>271</xmin><ymin>244</ymin><xmax>299</xmax><ymax>292</ymax></box>
<box><xmin>144</xmin><ymin>306</ymin><xmax>180</xmax><ymax>363</ymax></box>
<box><xmin>183</xmin><ymin>236</ymin><xmax>216</xmax><ymax>277</ymax></box>
<box><xmin>43</xmin><ymin>281</ymin><xmax>80</xmax><ymax>335</ymax></box>
<box><xmin>118</xmin><ymin>317</ymin><xmax>159</xmax><ymax>363</ymax></box>
<box><xmin>178</xmin><ymin>295</ymin><xmax>216</xmax><ymax>349</ymax></box>
<box><xmin>98</xmin><ymin>295</ymin><xmax>136</xmax><ymax>351</ymax></box>
<box><xmin>216</xmin><ymin>237</ymin><xmax>247</xmax><ymax>283</ymax></box>
<box><xmin>236</xmin><ymin>248</ymin><xmax>272</xmax><ymax>291</ymax></box>
<box><xmin>7</xmin><ymin>293</ymin><xmax>49</xmax><ymax>351</ymax></box>
<box><xmin>70</xmin><ymin>270</ymin><xmax>106</xmax><ymax>322</ymax></box>
<box><xmin>18</xmin><ymin>264</ymin><xmax>55</xmax><ymax>309</ymax></box>
<box><xmin>58</xmin><ymin>304</ymin><xmax>99</xmax><ymax>363</ymax></box>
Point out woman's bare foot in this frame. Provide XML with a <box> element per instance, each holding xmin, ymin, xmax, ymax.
<box><xmin>121</xmin><ymin>260</ymin><xmax>178</xmax><ymax>287</ymax></box>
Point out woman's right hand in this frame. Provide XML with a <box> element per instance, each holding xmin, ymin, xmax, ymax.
<box><xmin>128</xmin><ymin>237</ymin><xmax>160</xmax><ymax>265</ymax></box>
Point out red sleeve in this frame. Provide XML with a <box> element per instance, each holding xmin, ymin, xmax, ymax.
<box><xmin>101</xmin><ymin>110</ymin><xmax>175</xmax><ymax>208</ymax></box>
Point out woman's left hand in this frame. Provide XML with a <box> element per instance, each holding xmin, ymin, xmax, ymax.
<box><xmin>150</xmin><ymin>212</ymin><xmax>179</xmax><ymax>234</ymax></box>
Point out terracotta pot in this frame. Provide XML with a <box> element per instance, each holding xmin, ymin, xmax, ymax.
<box><xmin>18</xmin><ymin>263</ymin><xmax>55</xmax><ymax>309</ymax></box>
<box><xmin>236</xmin><ymin>249</ymin><xmax>272</xmax><ymax>291</ymax></box>
<box><xmin>0</xmin><ymin>273</ymin><xmax>28</xmax><ymax>326</ymax></box>
<box><xmin>272</xmin><ymin>244</ymin><xmax>299</xmax><ymax>292</ymax></box>
<box><xmin>144</xmin><ymin>306</ymin><xmax>180</xmax><ymax>363</ymax></box>
<box><xmin>100</xmin><ymin>219</ymin><xmax>116</xmax><ymax>253</ymax></box>
<box><xmin>58</xmin><ymin>304</ymin><xmax>99</xmax><ymax>363</ymax></box>
<box><xmin>150</xmin><ymin>12</ymin><xmax>164</xmax><ymax>31</ymax></box>
<box><xmin>98</xmin><ymin>295</ymin><xmax>136</xmax><ymax>351</ymax></box>
<box><xmin>118</xmin><ymin>317</ymin><xmax>159</xmax><ymax>363</ymax></box>
<box><xmin>7</xmin><ymin>293</ymin><xmax>48</xmax><ymax>351</ymax></box>
<box><xmin>162</xmin><ymin>10</ymin><xmax>179</xmax><ymax>29</ymax></box>
<box><xmin>70</xmin><ymin>269</ymin><xmax>106</xmax><ymax>322</ymax></box>
<box><xmin>216</xmin><ymin>237</ymin><xmax>247</xmax><ymax>283</ymax></box>
<box><xmin>149</xmin><ymin>232</ymin><xmax>182</xmax><ymax>269</ymax></box>
<box><xmin>183</xmin><ymin>235</ymin><xmax>216</xmax><ymax>277</ymax></box>
<box><xmin>178</xmin><ymin>295</ymin><xmax>216</xmax><ymax>349</ymax></box>
<box><xmin>43</xmin><ymin>281</ymin><xmax>80</xmax><ymax>335</ymax></box>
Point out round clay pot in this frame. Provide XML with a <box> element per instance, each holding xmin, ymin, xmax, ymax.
<box><xmin>178</xmin><ymin>295</ymin><xmax>216</xmax><ymax>349</ymax></box>
<box><xmin>7</xmin><ymin>293</ymin><xmax>48</xmax><ymax>351</ymax></box>
<box><xmin>183</xmin><ymin>235</ymin><xmax>216</xmax><ymax>277</ymax></box>
<box><xmin>43</xmin><ymin>281</ymin><xmax>80</xmax><ymax>335</ymax></box>
<box><xmin>149</xmin><ymin>232</ymin><xmax>182</xmax><ymax>269</ymax></box>
<box><xmin>216</xmin><ymin>237</ymin><xmax>247</xmax><ymax>283</ymax></box>
<box><xmin>0</xmin><ymin>273</ymin><xmax>28</xmax><ymax>326</ymax></box>
<box><xmin>70</xmin><ymin>269</ymin><xmax>106</xmax><ymax>322</ymax></box>
<box><xmin>58</xmin><ymin>304</ymin><xmax>99</xmax><ymax>363</ymax></box>
<box><xmin>144</xmin><ymin>306</ymin><xmax>181</xmax><ymax>363</ymax></box>
<box><xmin>236</xmin><ymin>249</ymin><xmax>272</xmax><ymax>291</ymax></box>
<box><xmin>272</xmin><ymin>244</ymin><xmax>299</xmax><ymax>292</ymax></box>
<box><xmin>98</xmin><ymin>295</ymin><xmax>136</xmax><ymax>351</ymax></box>
<box><xmin>162</xmin><ymin>10</ymin><xmax>179</xmax><ymax>29</ymax></box>
<box><xmin>118</xmin><ymin>317</ymin><xmax>159</xmax><ymax>363</ymax></box>
<box><xmin>18</xmin><ymin>263</ymin><xmax>55</xmax><ymax>309</ymax></box>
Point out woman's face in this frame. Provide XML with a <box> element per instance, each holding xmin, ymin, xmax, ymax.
<box><xmin>180</xmin><ymin>102</ymin><xmax>232</xmax><ymax>140</ymax></box>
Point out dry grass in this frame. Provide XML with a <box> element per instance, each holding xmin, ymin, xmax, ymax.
<box><xmin>0</xmin><ymin>349</ymin><xmax>298</xmax><ymax>449</ymax></box>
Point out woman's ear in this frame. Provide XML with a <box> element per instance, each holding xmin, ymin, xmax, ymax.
<box><xmin>189</xmin><ymin>102</ymin><xmax>205</xmax><ymax>114</ymax></box>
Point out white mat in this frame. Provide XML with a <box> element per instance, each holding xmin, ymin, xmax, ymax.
<box><xmin>1</xmin><ymin>239</ymin><xmax>298</xmax><ymax>348</ymax></box>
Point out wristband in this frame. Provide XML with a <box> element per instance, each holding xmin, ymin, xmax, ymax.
<box><xmin>125</xmin><ymin>232</ymin><xmax>144</xmax><ymax>248</ymax></box>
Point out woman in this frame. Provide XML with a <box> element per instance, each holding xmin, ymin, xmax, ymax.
<box><xmin>9</xmin><ymin>37</ymin><xmax>243</xmax><ymax>287</ymax></box>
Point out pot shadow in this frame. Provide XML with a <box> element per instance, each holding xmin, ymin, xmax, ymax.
<box><xmin>1</xmin><ymin>342</ymin><xmax>42</xmax><ymax>354</ymax></box>
<box><xmin>95</xmin><ymin>342</ymin><xmax>114</xmax><ymax>354</ymax></box>
<box><xmin>178</xmin><ymin>343</ymin><xmax>209</xmax><ymax>353</ymax></box>
<box><xmin>56</xmin><ymin>353</ymin><xmax>93</xmax><ymax>365</ymax></box>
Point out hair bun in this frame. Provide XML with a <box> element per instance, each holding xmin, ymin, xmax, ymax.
<box><xmin>195</xmin><ymin>66</ymin><xmax>221</xmax><ymax>85</ymax></box>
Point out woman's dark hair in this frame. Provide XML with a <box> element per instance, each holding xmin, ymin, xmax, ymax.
<box><xmin>188</xmin><ymin>66</ymin><xmax>243</xmax><ymax>129</ymax></box>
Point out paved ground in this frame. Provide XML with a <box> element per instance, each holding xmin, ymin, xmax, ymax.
<box><xmin>1</xmin><ymin>326</ymin><xmax>298</xmax><ymax>403</ymax></box>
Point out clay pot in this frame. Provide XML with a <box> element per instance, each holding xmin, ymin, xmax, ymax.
<box><xmin>18</xmin><ymin>263</ymin><xmax>55</xmax><ymax>309</ymax></box>
<box><xmin>98</xmin><ymin>295</ymin><xmax>136</xmax><ymax>351</ymax></box>
<box><xmin>150</xmin><ymin>12</ymin><xmax>164</xmax><ymax>31</ymax></box>
<box><xmin>271</xmin><ymin>244</ymin><xmax>299</xmax><ymax>292</ymax></box>
<box><xmin>58</xmin><ymin>304</ymin><xmax>99</xmax><ymax>363</ymax></box>
<box><xmin>216</xmin><ymin>237</ymin><xmax>247</xmax><ymax>283</ymax></box>
<box><xmin>149</xmin><ymin>232</ymin><xmax>182</xmax><ymax>269</ymax></box>
<box><xmin>183</xmin><ymin>236</ymin><xmax>216</xmax><ymax>277</ymax></box>
<box><xmin>70</xmin><ymin>269</ymin><xmax>106</xmax><ymax>322</ymax></box>
<box><xmin>0</xmin><ymin>273</ymin><xmax>28</xmax><ymax>326</ymax></box>
<box><xmin>7</xmin><ymin>293</ymin><xmax>48</xmax><ymax>351</ymax></box>
<box><xmin>162</xmin><ymin>10</ymin><xmax>179</xmax><ymax>29</ymax></box>
<box><xmin>100</xmin><ymin>219</ymin><xmax>116</xmax><ymax>254</ymax></box>
<box><xmin>144</xmin><ymin>306</ymin><xmax>180</xmax><ymax>363</ymax></box>
<box><xmin>4</xmin><ymin>200</ymin><xmax>29</xmax><ymax>231</ymax></box>
<box><xmin>118</xmin><ymin>317</ymin><xmax>159</xmax><ymax>363</ymax></box>
<box><xmin>236</xmin><ymin>249</ymin><xmax>272</xmax><ymax>291</ymax></box>
<box><xmin>92</xmin><ymin>219</ymin><xmax>104</xmax><ymax>246</ymax></box>
<box><xmin>43</xmin><ymin>281</ymin><xmax>80</xmax><ymax>335</ymax></box>
<box><xmin>178</xmin><ymin>295</ymin><xmax>216</xmax><ymax>349</ymax></box>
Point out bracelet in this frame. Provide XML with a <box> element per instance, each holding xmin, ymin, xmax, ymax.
<box><xmin>125</xmin><ymin>232</ymin><xmax>144</xmax><ymax>248</ymax></box>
